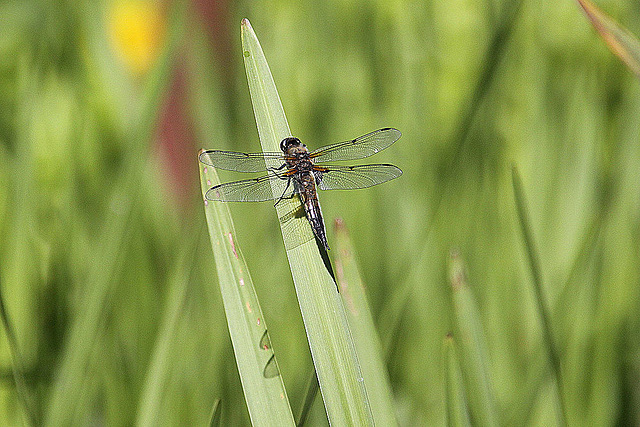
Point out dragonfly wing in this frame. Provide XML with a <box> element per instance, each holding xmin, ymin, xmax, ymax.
<box><xmin>205</xmin><ymin>174</ymin><xmax>295</xmax><ymax>202</ymax></box>
<box><xmin>199</xmin><ymin>150</ymin><xmax>286</xmax><ymax>172</ymax></box>
<box><xmin>278</xmin><ymin>204</ymin><xmax>315</xmax><ymax>250</ymax></box>
<box><xmin>309</xmin><ymin>128</ymin><xmax>401</xmax><ymax>163</ymax></box>
<box><xmin>314</xmin><ymin>164</ymin><xmax>402</xmax><ymax>190</ymax></box>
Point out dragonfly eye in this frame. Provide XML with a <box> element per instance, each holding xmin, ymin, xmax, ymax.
<box><xmin>280</xmin><ymin>137</ymin><xmax>302</xmax><ymax>152</ymax></box>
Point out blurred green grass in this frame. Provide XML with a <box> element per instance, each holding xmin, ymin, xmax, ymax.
<box><xmin>1</xmin><ymin>0</ymin><xmax>640</xmax><ymax>425</ymax></box>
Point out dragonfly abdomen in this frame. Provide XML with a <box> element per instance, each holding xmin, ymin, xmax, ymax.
<box><xmin>297</xmin><ymin>173</ymin><xmax>329</xmax><ymax>250</ymax></box>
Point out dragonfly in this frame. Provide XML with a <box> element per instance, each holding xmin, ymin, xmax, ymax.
<box><xmin>199</xmin><ymin>128</ymin><xmax>402</xmax><ymax>250</ymax></box>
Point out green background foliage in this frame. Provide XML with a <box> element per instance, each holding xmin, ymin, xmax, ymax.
<box><xmin>1</xmin><ymin>0</ymin><xmax>639</xmax><ymax>425</ymax></box>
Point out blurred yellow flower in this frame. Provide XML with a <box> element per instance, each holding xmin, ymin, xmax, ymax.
<box><xmin>108</xmin><ymin>0</ymin><xmax>165</xmax><ymax>76</ymax></box>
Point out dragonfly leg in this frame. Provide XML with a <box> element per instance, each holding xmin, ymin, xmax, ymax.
<box><xmin>267</xmin><ymin>163</ymin><xmax>287</xmax><ymax>175</ymax></box>
<box><xmin>274</xmin><ymin>179</ymin><xmax>293</xmax><ymax>207</ymax></box>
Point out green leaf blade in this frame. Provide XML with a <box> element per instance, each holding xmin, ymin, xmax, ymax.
<box><xmin>240</xmin><ymin>18</ymin><xmax>373</xmax><ymax>426</ymax></box>
<box><xmin>200</xmin><ymin>165</ymin><xmax>295</xmax><ymax>427</ymax></box>
<box><xmin>512</xmin><ymin>166</ymin><xmax>566</xmax><ymax>426</ymax></box>
<box><xmin>444</xmin><ymin>335</ymin><xmax>472</xmax><ymax>427</ymax></box>
<box><xmin>333</xmin><ymin>218</ymin><xmax>397</xmax><ymax>426</ymax></box>
<box><xmin>448</xmin><ymin>252</ymin><xmax>498</xmax><ymax>427</ymax></box>
<box><xmin>135</xmin><ymin>228</ymin><xmax>203</xmax><ymax>426</ymax></box>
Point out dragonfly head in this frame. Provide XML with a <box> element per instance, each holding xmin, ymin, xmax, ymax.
<box><xmin>280</xmin><ymin>137</ymin><xmax>305</xmax><ymax>153</ymax></box>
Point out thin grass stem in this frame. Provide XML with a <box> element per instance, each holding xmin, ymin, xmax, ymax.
<box><xmin>512</xmin><ymin>165</ymin><xmax>567</xmax><ymax>426</ymax></box>
<box><xmin>0</xmin><ymin>269</ymin><xmax>37</xmax><ymax>426</ymax></box>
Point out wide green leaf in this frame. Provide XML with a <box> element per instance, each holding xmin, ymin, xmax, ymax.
<box><xmin>200</xmin><ymin>165</ymin><xmax>295</xmax><ymax>426</ymax></box>
<box><xmin>241</xmin><ymin>18</ymin><xmax>373</xmax><ymax>425</ymax></box>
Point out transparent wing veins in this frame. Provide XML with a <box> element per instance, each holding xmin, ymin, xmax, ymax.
<box><xmin>199</xmin><ymin>150</ymin><xmax>286</xmax><ymax>172</ymax></box>
<box><xmin>309</xmin><ymin>128</ymin><xmax>401</xmax><ymax>163</ymax></box>
<box><xmin>314</xmin><ymin>164</ymin><xmax>402</xmax><ymax>191</ymax></box>
<box><xmin>204</xmin><ymin>174</ymin><xmax>295</xmax><ymax>202</ymax></box>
